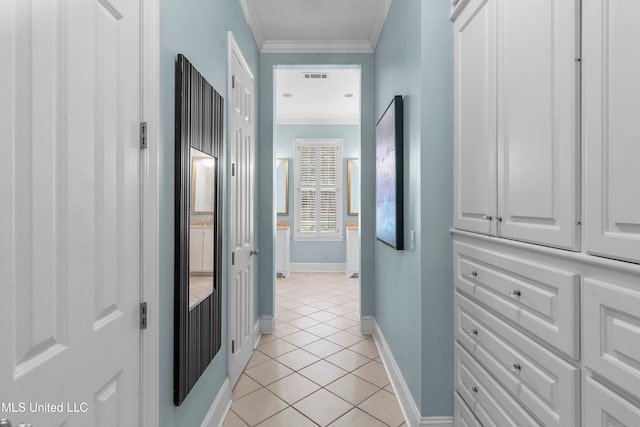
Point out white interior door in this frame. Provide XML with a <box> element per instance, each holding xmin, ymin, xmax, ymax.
<box><xmin>228</xmin><ymin>34</ymin><xmax>255</xmax><ymax>388</ymax></box>
<box><xmin>0</xmin><ymin>0</ymin><xmax>142</xmax><ymax>425</ymax></box>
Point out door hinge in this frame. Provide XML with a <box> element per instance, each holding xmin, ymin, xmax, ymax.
<box><xmin>140</xmin><ymin>302</ymin><xmax>148</xmax><ymax>329</ymax></box>
<box><xmin>232</xmin><ymin>163</ymin><xmax>235</xmax><ymax>176</ymax></box>
<box><xmin>231</xmin><ymin>252</ymin><xmax>235</xmax><ymax>265</ymax></box>
<box><xmin>232</xmin><ymin>340</ymin><xmax>235</xmax><ymax>353</ymax></box>
<box><xmin>232</xmin><ymin>75</ymin><xmax>235</xmax><ymax>89</ymax></box>
<box><xmin>140</xmin><ymin>122</ymin><xmax>148</xmax><ymax>149</ymax></box>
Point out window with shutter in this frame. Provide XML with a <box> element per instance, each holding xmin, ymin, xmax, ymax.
<box><xmin>294</xmin><ymin>139</ymin><xmax>343</xmax><ymax>240</ymax></box>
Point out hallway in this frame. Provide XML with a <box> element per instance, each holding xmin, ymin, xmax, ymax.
<box><xmin>223</xmin><ymin>273</ymin><xmax>406</xmax><ymax>426</ymax></box>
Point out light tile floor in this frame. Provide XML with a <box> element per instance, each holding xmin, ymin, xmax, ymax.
<box><xmin>222</xmin><ymin>272</ymin><xmax>407</xmax><ymax>427</ymax></box>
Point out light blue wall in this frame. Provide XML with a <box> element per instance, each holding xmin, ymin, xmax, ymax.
<box><xmin>374</xmin><ymin>0</ymin><xmax>454</xmax><ymax>417</ymax></box>
<box><xmin>259</xmin><ymin>54</ymin><xmax>375</xmax><ymax>319</ymax></box>
<box><xmin>275</xmin><ymin>124</ymin><xmax>359</xmax><ymax>263</ymax></box>
<box><xmin>159</xmin><ymin>0</ymin><xmax>259</xmax><ymax>425</ymax></box>
<box><xmin>419</xmin><ymin>1</ymin><xmax>454</xmax><ymax>416</ymax></box>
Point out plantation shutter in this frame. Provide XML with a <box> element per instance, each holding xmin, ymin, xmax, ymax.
<box><xmin>295</xmin><ymin>140</ymin><xmax>342</xmax><ymax>239</ymax></box>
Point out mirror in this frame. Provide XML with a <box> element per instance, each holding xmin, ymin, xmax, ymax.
<box><xmin>276</xmin><ymin>159</ymin><xmax>289</xmax><ymax>215</ymax></box>
<box><xmin>189</xmin><ymin>148</ymin><xmax>216</xmax><ymax>309</ymax></box>
<box><xmin>174</xmin><ymin>54</ymin><xmax>223</xmax><ymax>406</ymax></box>
<box><xmin>348</xmin><ymin>159</ymin><xmax>360</xmax><ymax>216</ymax></box>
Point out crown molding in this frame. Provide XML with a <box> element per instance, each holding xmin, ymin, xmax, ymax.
<box><xmin>238</xmin><ymin>0</ymin><xmax>265</xmax><ymax>49</ymax></box>
<box><xmin>261</xmin><ymin>39</ymin><xmax>373</xmax><ymax>53</ymax></box>
<box><xmin>369</xmin><ymin>0</ymin><xmax>392</xmax><ymax>50</ymax></box>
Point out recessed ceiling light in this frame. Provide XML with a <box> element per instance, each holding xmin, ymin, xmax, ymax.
<box><xmin>282</xmin><ymin>93</ymin><xmax>293</xmax><ymax>98</ymax></box>
<box><xmin>344</xmin><ymin>93</ymin><xmax>354</xmax><ymax>98</ymax></box>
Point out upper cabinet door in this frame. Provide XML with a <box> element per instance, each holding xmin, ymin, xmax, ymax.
<box><xmin>497</xmin><ymin>0</ymin><xmax>580</xmax><ymax>250</ymax></box>
<box><xmin>453</xmin><ymin>0</ymin><xmax>498</xmax><ymax>236</ymax></box>
<box><xmin>584</xmin><ymin>0</ymin><xmax>640</xmax><ymax>264</ymax></box>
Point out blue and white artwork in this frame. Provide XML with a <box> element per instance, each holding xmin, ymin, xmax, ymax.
<box><xmin>375</xmin><ymin>98</ymin><xmax>402</xmax><ymax>249</ymax></box>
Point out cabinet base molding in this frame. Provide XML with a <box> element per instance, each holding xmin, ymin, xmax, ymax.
<box><xmin>419</xmin><ymin>417</ymin><xmax>453</xmax><ymax>427</ymax></box>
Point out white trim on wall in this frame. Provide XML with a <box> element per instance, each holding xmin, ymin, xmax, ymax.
<box><xmin>290</xmin><ymin>263</ymin><xmax>346</xmax><ymax>273</ymax></box>
<box><xmin>201</xmin><ymin>378</ymin><xmax>232</xmax><ymax>427</ymax></box>
<box><xmin>253</xmin><ymin>318</ymin><xmax>262</xmax><ymax>348</ymax></box>
<box><xmin>260</xmin><ymin>315</ymin><xmax>275</xmax><ymax>334</ymax></box>
<box><xmin>360</xmin><ymin>316</ymin><xmax>374</xmax><ymax>335</ymax></box>
<box><xmin>276</xmin><ymin>117</ymin><xmax>360</xmax><ymax>126</ymax></box>
<box><xmin>373</xmin><ymin>320</ymin><xmax>453</xmax><ymax>427</ymax></box>
<box><xmin>140</xmin><ymin>0</ymin><xmax>160</xmax><ymax>425</ymax></box>
<box><xmin>261</xmin><ymin>40</ymin><xmax>373</xmax><ymax>53</ymax></box>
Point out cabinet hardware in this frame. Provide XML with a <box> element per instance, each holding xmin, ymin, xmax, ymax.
<box><xmin>496</xmin><ymin>216</ymin><xmax>503</xmax><ymax>223</ymax></box>
<box><xmin>471</xmin><ymin>271</ymin><xmax>478</xmax><ymax>278</ymax></box>
<box><xmin>512</xmin><ymin>363</ymin><xmax>522</xmax><ymax>371</ymax></box>
<box><xmin>469</xmin><ymin>328</ymin><xmax>478</xmax><ymax>336</ymax></box>
<box><xmin>471</xmin><ymin>386</ymin><xmax>478</xmax><ymax>393</ymax></box>
<box><xmin>483</xmin><ymin>215</ymin><xmax>493</xmax><ymax>221</ymax></box>
<box><xmin>512</xmin><ymin>289</ymin><xmax>522</xmax><ymax>297</ymax></box>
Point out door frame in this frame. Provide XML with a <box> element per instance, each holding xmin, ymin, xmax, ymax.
<box><xmin>227</xmin><ymin>31</ymin><xmax>257</xmax><ymax>387</ymax></box>
<box><xmin>140</xmin><ymin>0</ymin><xmax>160</xmax><ymax>425</ymax></box>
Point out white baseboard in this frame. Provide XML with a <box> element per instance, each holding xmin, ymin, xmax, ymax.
<box><xmin>360</xmin><ymin>316</ymin><xmax>374</xmax><ymax>335</ymax></box>
<box><xmin>419</xmin><ymin>417</ymin><xmax>453</xmax><ymax>426</ymax></box>
<box><xmin>290</xmin><ymin>262</ymin><xmax>346</xmax><ymax>272</ymax></box>
<box><xmin>253</xmin><ymin>318</ymin><xmax>262</xmax><ymax>348</ymax></box>
<box><xmin>201</xmin><ymin>377</ymin><xmax>231</xmax><ymax>427</ymax></box>
<box><xmin>260</xmin><ymin>315</ymin><xmax>274</xmax><ymax>334</ymax></box>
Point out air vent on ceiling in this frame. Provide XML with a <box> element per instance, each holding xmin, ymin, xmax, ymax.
<box><xmin>303</xmin><ymin>72</ymin><xmax>329</xmax><ymax>79</ymax></box>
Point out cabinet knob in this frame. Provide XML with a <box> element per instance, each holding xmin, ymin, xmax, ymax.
<box><xmin>469</xmin><ymin>328</ymin><xmax>478</xmax><ymax>336</ymax></box>
<box><xmin>511</xmin><ymin>363</ymin><xmax>522</xmax><ymax>371</ymax></box>
<box><xmin>512</xmin><ymin>289</ymin><xmax>522</xmax><ymax>297</ymax></box>
<box><xmin>496</xmin><ymin>216</ymin><xmax>503</xmax><ymax>223</ymax></box>
<box><xmin>471</xmin><ymin>386</ymin><xmax>479</xmax><ymax>393</ymax></box>
<box><xmin>471</xmin><ymin>271</ymin><xmax>478</xmax><ymax>278</ymax></box>
<box><xmin>250</xmin><ymin>248</ymin><xmax>260</xmax><ymax>256</ymax></box>
<box><xmin>483</xmin><ymin>215</ymin><xmax>493</xmax><ymax>221</ymax></box>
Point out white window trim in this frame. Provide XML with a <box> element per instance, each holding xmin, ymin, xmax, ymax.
<box><xmin>293</xmin><ymin>138</ymin><xmax>344</xmax><ymax>241</ymax></box>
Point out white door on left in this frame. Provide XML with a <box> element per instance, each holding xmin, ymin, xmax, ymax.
<box><xmin>0</xmin><ymin>0</ymin><xmax>142</xmax><ymax>426</ymax></box>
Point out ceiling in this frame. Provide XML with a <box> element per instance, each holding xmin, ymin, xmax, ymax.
<box><xmin>275</xmin><ymin>68</ymin><xmax>361</xmax><ymax>125</ymax></box>
<box><xmin>239</xmin><ymin>0</ymin><xmax>392</xmax><ymax>52</ymax></box>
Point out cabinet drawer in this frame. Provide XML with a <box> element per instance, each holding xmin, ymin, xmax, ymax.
<box><xmin>454</xmin><ymin>391</ymin><xmax>481</xmax><ymax>427</ymax></box>
<box><xmin>454</xmin><ymin>241</ymin><xmax>579</xmax><ymax>358</ymax></box>
<box><xmin>584</xmin><ymin>376</ymin><xmax>640</xmax><ymax>427</ymax></box>
<box><xmin>584</xmin><ymin>278</ymin><xmax>640</xmax><ymax>399</ymax></box>
<box><xmin>455</xmin><ymin>292</ymin><xmax>579</xmax><ymax>426</ymax></box>
<box><xmin>455</xmin><ymin>343</ymin><xmax>540</xmax><ymax>427</ymax></box>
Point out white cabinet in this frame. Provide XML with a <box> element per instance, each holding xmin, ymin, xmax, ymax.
<box><xmin>276</xmin><ymin>225</ymin><xmax>290</xmax><ymax>278</ymax></box>
<box><xmin>584</xmin><ymin>0</ymin><xmax>640</xmax><ymax>264</ymax></box>
<box><xmin>453</xmin><ymin>0</ymin><xmax>497</xmax><ymax>236</ymax></box>
<box><xmin>454</xmin><ymin>0</ymin><xmax>580</xmax><ymax>251</ymax></box>
<box><xmin>584</xmin><ymin>376</ymin><xmax>640</xmax><ymax>427</ymax></box>
<box><xmin>345</xmin><ymin>224</ymin><xmax>359</xmax><ymax>278</ymax></box>
<box><xmin>190</xmin><ymin>227</ymin><xmax>214</xmax><ymax>273</ymax></box>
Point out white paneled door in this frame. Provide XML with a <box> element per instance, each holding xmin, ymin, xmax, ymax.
<box><xmin>228</xmin><ymin>34</ymin><xmax>256</xmax><ymax>388</ymax></box>
<box><xmin>496</xmin><ymin>0</ymin><xmax>580</xmax><ymax>250</ymax></box>
<box><xmin>453</xmin><ymin>0</ymin><xmax>498</xmax><ymax>236</ymax></box>
<box><xmin>0</xmin><ymin>0</ymin><xmax>142</xmax><ymax>426</ymax></box>
<box><xmin>584</xmin><ymin>0</ymin><xmax>640</xmax><ymax>264</ymax></box>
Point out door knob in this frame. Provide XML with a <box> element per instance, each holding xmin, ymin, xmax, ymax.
<box><xmin>250</xmin><ymin>248</ymin><xmax>260</xmax><ymax>256</ymax></box>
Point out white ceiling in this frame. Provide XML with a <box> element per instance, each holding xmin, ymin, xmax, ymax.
<box><xmin>276</xmin><ymin>68</ymin><xmax>361</xmax><ymax>125</ymax></box>
<box><xmin>239</xmin><ymin>0</ymin><xmax>392</xmax><ymax>52</ymax></box>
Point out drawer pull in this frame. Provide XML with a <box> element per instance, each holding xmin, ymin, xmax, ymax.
<box><xmin>469</xmin><ymin>328</ymin><xmax>478</xmax><ymax>336</ymax></box>
<box><xmin>512</xmin><ymin>289</ymin><xmax>522</xmax><ymax>297</ymax></box>
<box><xmin>471</xmin><ymin>386</ymin><xmax>479</xmax><ymax>393</ymax></box>
<box><xmin>471</xmin><ymin>271</ymin><xmax>478</xmax><ymax>278</ymax></box>
<box><xmin>511</xmin><ymin>363</ymin><xmax>522</xmax><ymax>371</ymax></box>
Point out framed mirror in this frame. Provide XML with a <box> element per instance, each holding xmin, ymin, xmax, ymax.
<box><xmin>276</xmin><ymin>159</ymin><xmax>289</xmax><ymax>216</ymax></box>
<box><xmin>174</xmin><ymin>54</ymin><xmax>223</xmax><ymax>406</ymax></box>
<box><xmin>348</xmin><ymin>159</ymin><xmax>360</xmax><ymax>216</ymax></box>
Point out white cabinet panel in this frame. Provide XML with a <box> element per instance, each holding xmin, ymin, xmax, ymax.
<box><xmin>202</xmin><ymin>228</ymin><xmax>214</xmax><ymax>272</ymax></box>
<box><xmin>584</xmin><ymin>376</ymin><xmax>640</xmax><ymax>427</ymax></box>
<box><xmin>276</xmin><ymin>226</ymin><xmax>290</xmax><ymax>278</ymax></box>
<box><xmin>455</xmin><ymin>343</ymin><xmax>540</xmax><ymax>427</ymax></box>
<box><xmin>346</xmin><ymin>226</ymin><xmax>359</xmax><ymax>278</ymax></box>
<box><xmin>584</xmin><ymin>0</ymin><xmax>640</xmax><ymax>264</ymax></box>
<box><xmin>454</xmin><ymin>391</ymin><xmax>482</xmax><ymax>427</ymax></box>
<box><xmin>190</xmin><ymin>229</ymin><xmax>203</xmax><ymax>272</ymax></box>
<box><xmin>453</xmin><ymin>0</ymin><xmax>497</xmax><ymax>236</ymax></box>
<box><xmin>455</xmin><ymin>292</ymin><xmax>579</xmax><ymax>426</ymax></box>
<box><xmin>583</xmin><ymin>278</ymin><xmax>640</xmax><ymax>398</ymax></box>
<box><xmin>455</xmin><ymin>240</ymin><xmax>580</xmax><ymax>358</ymax></box>
<box><xmin>497</xmin><ymin>0</ymin><xmax>580</xmax><ymax>250</ymax></box>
